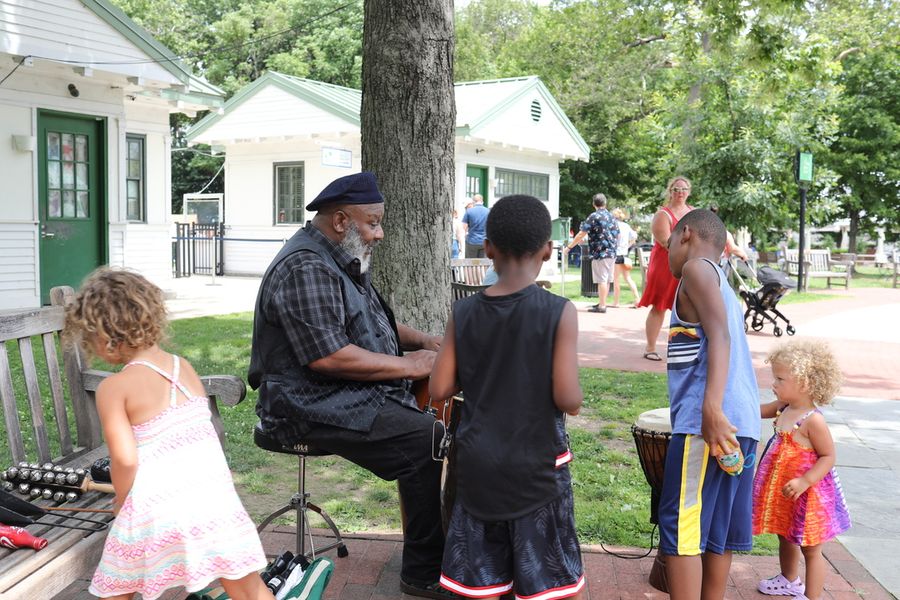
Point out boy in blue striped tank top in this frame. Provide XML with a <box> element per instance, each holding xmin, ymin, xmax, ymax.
<box><xmin>659</xmin><ymin>209</ymin><xmax>760</xmax><ymax>600</ymax></box>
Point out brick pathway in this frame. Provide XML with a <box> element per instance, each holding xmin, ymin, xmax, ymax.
<box><xmin>575</xmin><ymin>286</ymin><xmax>900</xmax><ymax>400</ymax></box>
<box><xmin>56</xmin><ymin>528</ymin><xmax>894</xmax><ymax>599</ymax></box>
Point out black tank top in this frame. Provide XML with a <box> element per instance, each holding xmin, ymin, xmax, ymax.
<box><xmin>453</xmin><ymin>284</ymin><xmax>571</xmax><ymax>521</ymax></box>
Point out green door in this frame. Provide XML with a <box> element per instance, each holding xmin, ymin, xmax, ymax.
<box><xmin>38</xmin><ymin>112</ymin><xmax>106</xmax><ymax>304</ymax></box>
<box><xmin>465</xmin><ymin>165</ymin><xmax>488</xmax><ymax>206</ymax></box>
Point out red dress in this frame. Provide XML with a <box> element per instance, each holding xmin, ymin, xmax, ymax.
<box><xmin>637</xmin><ymin>206</ymin><xmax>690</xmax><ymax>310</ymax></box>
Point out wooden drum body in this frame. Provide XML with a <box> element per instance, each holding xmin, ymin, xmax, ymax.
<box><xmin>631</xmin><ymin>407</ymin><xmax>672</xmax><ymax>525</ymax></box>
<box><xmin>631</xmin><ymin>407</ymin><xmax>672</xmax><ymax>594</ymax></box>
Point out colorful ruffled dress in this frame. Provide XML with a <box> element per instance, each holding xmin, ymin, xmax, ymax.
<box><xmin>89</xmin><ymin>357</ymin><xmax>266</xmax><ymax>600</ymax></box>
<box><xmin>752</xmin><ymin>408</ymin><xmax>851</xmax><ymax>546</ymax></box>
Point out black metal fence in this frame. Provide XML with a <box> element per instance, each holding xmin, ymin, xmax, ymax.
<box><xmin>173</xmin><ymin>222</ymin><xmax>224</xmax><ymax>278</ymax></box>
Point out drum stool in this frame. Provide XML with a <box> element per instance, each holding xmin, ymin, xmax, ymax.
<box><xmin>254</xmin><ymin>423</ymin><xmax>349</xmax><ymax>559</ymax></box>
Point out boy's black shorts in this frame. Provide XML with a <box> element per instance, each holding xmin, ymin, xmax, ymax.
<box><xmin>439</xmin><ymin>487</ymin><xmax>584</xmax><ymax>599</ymax></box>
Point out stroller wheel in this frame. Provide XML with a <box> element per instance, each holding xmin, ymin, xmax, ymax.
<box><xmin>744</xmin><ymin>321</ymin><xmax>749</xmax><ymax>333</ymax></box>
<box><xmin>752</xmin><ymin>320</ymin><xmax>764</xmax><ymax>332</ymax></box>
<box><xmin>773</xmin><ymin>326</ymin><xmax>783</xmax><ymax>337</ymax></box>
<box><xmin>786</xmin><ymin>325</ymin><xmax>796</xmax><ymax>336</ymax></box>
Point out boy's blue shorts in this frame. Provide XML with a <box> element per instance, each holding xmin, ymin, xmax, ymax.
<box><xmin>439</xmin><ymin>486</ymin><xmax>584</xmax><ymax>599</ymax></box>
<box><xmin>658</xmin><ymin>434</ymin><xmax>755</xmax><ymax>556</ymax></box>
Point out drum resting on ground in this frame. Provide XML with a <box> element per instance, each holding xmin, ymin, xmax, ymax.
<box><xmin>631</xmin><ymin>407</ymin><xmax>672</xmax><ymax>593</ymax></box>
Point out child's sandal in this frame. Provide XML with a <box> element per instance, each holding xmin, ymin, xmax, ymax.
<box><xmin>758</xmin><ymin>573</ymin><xmax>805</xmax><ymax>596</ymax></box>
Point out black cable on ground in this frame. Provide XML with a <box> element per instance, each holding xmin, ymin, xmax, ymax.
<box><xmin>599</xmin><ymin>524</ymin><xmax>657</xmax><ymax>559</ymax></box>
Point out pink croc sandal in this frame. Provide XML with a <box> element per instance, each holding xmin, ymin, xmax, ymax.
<box><xmin>758</xmin><ymin>574</ymin><xmax>805</xmax><ymax>596</ymax></box>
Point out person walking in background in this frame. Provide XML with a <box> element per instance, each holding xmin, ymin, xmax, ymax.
<box><xmin>431</xmin><ymin>195</ymin><xmax>585</xmax><ymax>600</ymax></box>
<box><xmin>451</xmin><ymin>208</ymin><xmax>465</xmax><ymax>259</ymax></box>
<box><xmin>462</xmin><ymin>194</ymin><xmax>489</xmax><ymax>258</ymax></box>
<box><xmin>709</xmin><ymin>205</ymin><xmax>749</xmax><ymax>261</ymax></box>
<box><xmin>754</xmin><ymin>341</ymin><xmax>850</xmax><ymax>600</ymax></box>
<box><xmin>660</xmin><ymin>209</ymin><xmax>760</xmax><ymax>600</ymax></box>
<box><xmin>611</xmin><ymin>207</ymin><xmax>640</xmax><ymax>308</ymax></box>
<box><xmin>637</xmin><ymin>176</ymin><xmax>694</xmax><ymax>361</ymax></box>
<box><xmin>564</xmin><ymin>193</ymin><xmax>619</xmax><ymax>313</ymax></box>
<box><xmin>64</xmin><ymin>268</ymin><xmax>274</xmax><ymax>600</ymax></box>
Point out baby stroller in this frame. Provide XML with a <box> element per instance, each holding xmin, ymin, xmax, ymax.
<box><xmin>726</xmin><ymin>258</ymin><xmax>797</xmax><ymax>337</ymax></box>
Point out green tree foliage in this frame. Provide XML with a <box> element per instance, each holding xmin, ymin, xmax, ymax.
<box><xmin>111</xmin><ymin>0</ymin><xmax>899</xmax><ymax>243</ymax></box>
<box><xmin>110</xmin><ymin>0</ymin><xmax>364</xmax><ymax>201</ymax></box>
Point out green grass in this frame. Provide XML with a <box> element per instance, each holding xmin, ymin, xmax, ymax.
<box><xmin>1</xmin><ymin>312</ymin><xmax>779</xmax><ymax>554</ymax></box>
<box><xmin>161</xmin><ymin>317</ymin><xmax>777</xmax><ymax>554</ymax></box>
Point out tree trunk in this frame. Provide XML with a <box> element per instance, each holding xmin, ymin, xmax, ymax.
<box><xmin>848</xmin><ymin>209</ymin><xmax>860</xmax><ymax>255</ymax></box>
<box><xmin>361</xmin><ymin>0</ymin><xmax>456</xmax><ymax>334</ymax></box>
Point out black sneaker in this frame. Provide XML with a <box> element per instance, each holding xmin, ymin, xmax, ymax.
<box><xmin>400</xmin><ymin>579</ymin><xmax>461</xmax><ymax>599</ymax></box>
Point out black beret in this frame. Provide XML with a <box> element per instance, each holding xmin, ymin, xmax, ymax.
<box><xmin>305</xmin><ymin>171</ymin><xmax>385</xmax><ymax>211</ymax></box>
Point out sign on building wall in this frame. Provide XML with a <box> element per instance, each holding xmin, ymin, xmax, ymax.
<box><xmin>322</xmin><ymin>147</ymin><xmax>352</xmax><ymax>168</ymax></box>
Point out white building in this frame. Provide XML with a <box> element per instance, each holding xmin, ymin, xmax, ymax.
<box><xmin>186</xmin><ymin>72</ymin><xmax>589</xmax><ymax>276</ymax></box>
<box><xmin>0</xmin><ymin>0</ymin><xmax>224</xmax><ymax>309</ymax></box>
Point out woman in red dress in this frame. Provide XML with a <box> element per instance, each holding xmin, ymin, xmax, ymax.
<box><xmin>637</xmin><ymin>176</ymin><xmax>693</xmax><ymax>361</ymax></box>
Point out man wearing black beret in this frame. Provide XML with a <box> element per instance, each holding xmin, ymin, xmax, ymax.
<box><xmin>248</xmin><ymin>172</ymin><xmax>453</xmax><ymax>599</ymax></box>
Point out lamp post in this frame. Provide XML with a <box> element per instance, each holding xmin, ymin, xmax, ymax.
<box><xmin>795</xmin><ymin>151</ymin><xmax>813</xmax><ymax>293</ymax></box>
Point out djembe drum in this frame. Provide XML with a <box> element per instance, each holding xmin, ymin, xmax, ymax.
<box><xmin>631</xmin><ymin>407</ymin><xmax>672</xmax><ymax>593</ymax></box>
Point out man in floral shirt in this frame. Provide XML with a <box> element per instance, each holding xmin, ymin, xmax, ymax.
<box><xmin>564</xmin><ymin>193</ymin><xmax>619</xmax><ymax>313</ymax></box>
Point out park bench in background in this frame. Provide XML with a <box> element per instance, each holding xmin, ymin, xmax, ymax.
<box><xmin>784</xmin><ymin>249</ymin><xmax>852</xmax><ymax>292</ymax></box>
<box><xmin>0</xmin><ymin>286</ymin><xmax>245</xmax><ymax>599</ymax></box>
<box><xmin>636</xmin><ymin>248</ymin><xmax>651</xmax><ymax>292</ymax></box>
<box><xmin>450</xmin><ymin>258</ymin><xmax>492</xmax><ymax>301</ymax></box>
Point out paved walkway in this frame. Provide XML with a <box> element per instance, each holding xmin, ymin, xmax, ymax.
<box><xmin>56</xmin><ymin>530</ymin><xmax>892</xmax><ymax>600</ymax></box>
<box><xmin>55</xmin><ymin>277</ymin><xmax>899</xmax><ymax>599</ymax></box>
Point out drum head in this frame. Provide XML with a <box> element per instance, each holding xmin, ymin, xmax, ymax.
<box><xmin>635</xmin><ymin>407</ymin><xmax>671</xmax><ymax>433</ymax></box>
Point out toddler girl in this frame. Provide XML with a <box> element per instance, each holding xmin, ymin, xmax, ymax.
<box><xmin>753</xmin><ymin>340</ymin><xmax>851</xmax><ymax>600</ymax></box>
<box><xmin>64</xmin><ymin>268</ymin><xmax>273</xmax><ymax>600</ymax></box>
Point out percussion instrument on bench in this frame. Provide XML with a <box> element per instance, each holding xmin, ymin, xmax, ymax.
<box><xmin>631</xmin><ymin>407</ymin><xmax>671</xmax><ymax>593</ymax></box>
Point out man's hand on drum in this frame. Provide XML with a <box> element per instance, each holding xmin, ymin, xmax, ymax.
<box><xmin>403</xmin><ymin>349</ymin><xmax>438</xmax><ymax>380</ymax></box>
<box><xmin>701</xmin><ymin>407</ymin><xmax>739</xmax><ymax>457</ymax></box>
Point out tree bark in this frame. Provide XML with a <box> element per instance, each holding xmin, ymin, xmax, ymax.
<box><xmin>361</xmin><ymin>0</ymin><xmax>456</xmax><ymax>334</ymax></box>
<box><xmin>848</xmin><ymin>209</ymin><xmax>860</xmax><ymax>255</ymax></box>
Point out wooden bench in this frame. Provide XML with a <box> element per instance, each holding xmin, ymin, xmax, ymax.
<box><xmin>892</xmin><ymin>250</ymin><xmax>899</xmax><ymax>289</ymax></box>
<box><xmin>0</xmin><ymin>286</ymin><xmax>245</xmax><ymax>599</ymax></box>
<box><xmin>784</xmin><ymin>249</ymin><xmax>852</xmax><ymax>291</ymax></box>
<box><xmin>636</xmin><ymin>248</ymin><xmax>651</xmax><ymax>292</ymax></box>
<box><xmin>450</xmin><ymin>258</ymin><xmax>492</xmax><ymax>301</ymax></box>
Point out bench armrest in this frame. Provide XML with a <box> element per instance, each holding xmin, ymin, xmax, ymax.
<box><xmin>202</xmin><ymin>375</ymin><xmax>247</xmax><ymax>407</ymax></box>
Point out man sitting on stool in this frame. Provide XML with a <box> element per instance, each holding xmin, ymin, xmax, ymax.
<box><xmin>248</xmin><ymin>172</ymin><xmax>452</xmax><ymax>599</ymax></box>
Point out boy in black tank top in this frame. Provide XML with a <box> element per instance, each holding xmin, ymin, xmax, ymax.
<box><xmin>430</xmin><ymin>195</ymin><xmax>585</xmax><ymax>600</ymax></box>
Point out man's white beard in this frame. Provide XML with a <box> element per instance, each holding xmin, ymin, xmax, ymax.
<box><xmin>341</xmin><ymin>221</ymin><xmax>375</xmax><ymax>273</ymax></box>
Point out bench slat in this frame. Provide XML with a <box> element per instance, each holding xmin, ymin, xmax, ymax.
<box><xmin>18</xmin><ymin>336</ymin><xmax>52</xmax><ymax>463</ymax></box>
<box><xmin>0</xmin><ymin>307</ymin><xmax>65</xmax><ymax>343</ymax></box>
<box><xmin>0</xmin><ymin>342</ymin><xmax>25</xmax><ymax>465</ymax></box>
<box><xmin>51</xmin><ymin>287</ymin><xmax>102</xmax><ymax>451</ymax></box>
<box><xmin>43</xmin><ymin>332</ymin><xmax>74</xmax><ymax>456</ymax></box>
<box><xmin>1</xmin><ymin>527</ymin><xmax>108</xmax><ymax>600</ymax></box>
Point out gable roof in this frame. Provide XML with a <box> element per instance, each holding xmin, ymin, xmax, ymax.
<box><xmin>187</xmin><ymin>71</ymin><xmax>588</xmax><ymax>160</ymax></box>
<box><xmin>81</xmin><ymin>0</ymin><xmax>224</xmax><ymax>100</ymax></box>
<box><xmin>454</xmin><ymin>76</ymin><xmax>589</xmax><ymax>157</ymax></box>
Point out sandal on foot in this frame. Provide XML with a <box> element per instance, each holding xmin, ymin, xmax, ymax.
<box><xmin>758</xmin><ymin>574</ymin><xmax>805</xmax><ymax>596</ymax></box>
<box><xmin>642</xmin><ymin>351</ymin><xmax>662</xmax><ymax>361</ymax></box>
<box><xmin>588</xmin><ymin>305</ymin><xmax>607</xmax><ymax>313</ymax></box>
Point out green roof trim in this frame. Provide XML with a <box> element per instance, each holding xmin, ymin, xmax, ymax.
<box><xmin>187</xmin><ymin>72</ymin><xmax>587</xmax><ymax>159</ymax></box>
<box><xmin>462</xmin><ymin>76</ymin><xmax>590</xmax><ymax>158</ymax></box>
<box><xmin>187</xmin><ymin>71</ymin><xmax>361</xmax><ymax>142</ymax></box>
<box><xmin>79</xmin><ymin>0</ymin><xmax>224</xmax><ymax>100</ymax></box>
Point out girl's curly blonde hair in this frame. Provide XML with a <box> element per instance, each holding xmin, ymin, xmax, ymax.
<box><xmin>766</xmin><ymin>340</ymin><xmax>842</xmax><ymax>406</ymax></box>
<box><xmin>63</xmin><ymin>268</ymin><xmax>167</xmax><ymax>359</ymax></box>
